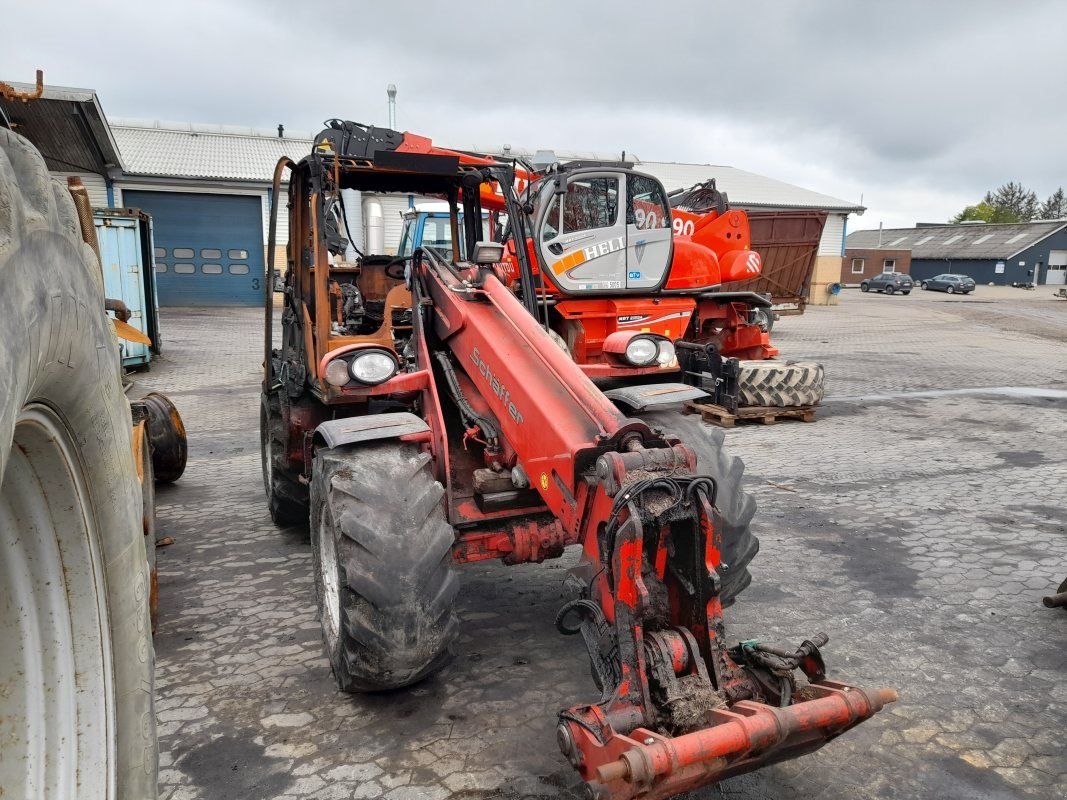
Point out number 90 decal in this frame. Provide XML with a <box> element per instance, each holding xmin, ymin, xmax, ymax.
<box><xmin>672</xmin><ymin>218</ymin><xmax>696</xmax><ymax>237</ymax></box>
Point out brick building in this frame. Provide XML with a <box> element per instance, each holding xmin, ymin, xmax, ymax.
<box><xmin>842</xmin><ymin>248</ymin><xmax>911</xmax><ymax>283</ymax></box>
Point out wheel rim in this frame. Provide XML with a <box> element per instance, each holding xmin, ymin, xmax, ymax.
<box><xmin>947</xmin><ymin>286</ymin><xmax>954</xmax><ymax>293</ymax></box>
<box><xmin>316</xmin><ymin>505</ymin><xmax>341</xmax><ymax>653</ymax></box>
<box><xmin>0</xmin><ymin>404</ymin><xmax>115</xmax><ymax>799</ymax></box>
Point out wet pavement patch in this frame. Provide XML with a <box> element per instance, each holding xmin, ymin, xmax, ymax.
<box><xmin>179</xmin><ymin>733</ymin><xmax>295</xmax><ymax>797</ymax></box>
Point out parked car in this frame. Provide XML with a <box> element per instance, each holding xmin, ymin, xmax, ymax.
<box><xmin>920</xmin><ymin>274</ymin><xmax>976</xmax><ymax>294</ymax></box>
<box><xmin>860</xmin><ymin>272</ymin><xmax>913</xmax><ymax>295</ymax></box>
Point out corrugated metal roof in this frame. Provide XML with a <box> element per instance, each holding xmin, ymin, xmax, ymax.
<box><xmin>108</xmin><ymin>122</ymin><xmax>863</xmax><ymax>214</ymax></box>
<box><xmin>0</xmin><ymin>82</ymin><xmax>124</xmax><ymax>174</ymax></box>
<box><xmin>846</xmin><ymin>221</ymin><xmax>1067</xmax><ymax>259</ymax></box>
<box><xmin>635</xmin><ymin>161</ymin><xmax>863</xmax><ymax>213</ymax></box>
<box><xmin>111</xmin><ymin>120</ymin><xmax>313</xmax><ymax>181</ymax></box>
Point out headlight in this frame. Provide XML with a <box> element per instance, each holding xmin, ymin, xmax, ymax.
<box><xmin>656</xmin><ymin>339</ymin><xmax>676</xmax><ymax>366</ymax></box>
<box><xmin>324</xmin><ymin>358</ymin><xmax>352</xmax><ymax>387</ymax></box>
<box><xmin>624</xmin><ymin>336</ymin><xmax>659</xmax><ymax>366</ymax></box>
<box><xmin>349</xmin><ymin>349</ymin><xmax>398</xmax><ymax>385</ymax></box>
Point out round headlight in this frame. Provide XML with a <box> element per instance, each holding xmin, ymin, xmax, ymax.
<box><xmin>624</xmin><ymin>336</ymin><xmax>659</xmax><ymax>366</ymax></box>
<box><xmin>656</xmin><ymin>339</ymin><xmax>676</xmax><ymax>366</ymax></box>
<box><xmin>349</xmin><ymin>350</ymin><xmax>398</xmax><ymax>385</ymax></box>
<box><xmin>324</xmin><ymin>358</ymin><xmax>352</xmax><ymax>387</ymax></box>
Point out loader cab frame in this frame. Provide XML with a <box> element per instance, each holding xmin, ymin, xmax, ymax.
<box><xmin>274</xmin><ymin>146</ymin><xmax>536</xmax><ymax>405</ymax></box>
<box><xmin>529</xmin><ymin>164</ymin><xmax>674</xmax><ymax>295</ymax></box>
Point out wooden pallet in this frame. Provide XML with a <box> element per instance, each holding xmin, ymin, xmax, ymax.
<box><xmin>684</xmin><ymin>401</ymin><xmax>817</xmax><ymax>428</ymax></box>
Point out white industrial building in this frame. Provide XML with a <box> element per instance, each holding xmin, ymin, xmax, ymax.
<box><xmin>4</xmin><ymin>81</ymin><xmax>863</xmax><ymax>306</ymax></box>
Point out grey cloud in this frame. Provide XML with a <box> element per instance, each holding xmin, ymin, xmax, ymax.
<box><xmin>4</xmin><ymin>0</ymin><xmax>1065</xmax><ymax>226</ymax></box>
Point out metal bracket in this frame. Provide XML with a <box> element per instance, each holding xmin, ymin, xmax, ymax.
<box><xmin>676</xmin><ymin>343</ymin><xmax>740</xmax><ymax>413</ymax></box>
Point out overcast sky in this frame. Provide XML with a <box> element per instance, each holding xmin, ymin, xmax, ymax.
<box><xmin>6</xmin><ymin>0</ymin><xmax>1065</xmax><ymax>229</ymax></box>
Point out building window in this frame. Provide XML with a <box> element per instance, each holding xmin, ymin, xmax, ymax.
<box><xmin>228</xmin><ymin>249</ymin><xmax>249</xmax><ymax>260</ymax></box>
<box><xmin>883</xmin><ymin>259</ymin><xmax>896</xmax><ymax>273</ymax></box>
<box><xmin>173</xmin><ymin>247</ymin><xmax>195</xmax><ymax>259</ymax></box>
<box><xmin>202</xmin><ymin>264</ymin><xmax>223</xmax><ymax>274</ymax></box>
<box><xmin>851</xmin><ymin>258</ymin><xmax>865</xmax><ymax>274</ymax></box>
<box><xmin>201</xmin><ymin>248</ymin><xmax>222</xmax><ymax>259</ymax></box>
<box><xmin>229</xmin><ymin>264</ymin><xmax>249</xmax><ymax>274</ymax></box>
<box><xmin>174</xmin><ymin>263</ymin><xmax>195</xmax><ymax>274</ymax></box>
<box><xmin>153</xmin><ymin>247</ymin><xmax>166</xmax><ymax>258</ymax></box>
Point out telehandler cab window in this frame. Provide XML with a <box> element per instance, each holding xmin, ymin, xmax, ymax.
<box><xmin>562</xmin><ymin>177</ymin><xmax>619</xmax><ymax>234</ymax></box>
<box><xmin>627</xmin><ymin>174</ymin><xmax>670</xmax><ymax>231</ymax></box>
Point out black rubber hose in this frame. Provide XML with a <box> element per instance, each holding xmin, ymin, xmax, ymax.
<box><xmin>432</xmin><ymin>352</ymin><xmax>500</xmax><ymax>441</ymax></box>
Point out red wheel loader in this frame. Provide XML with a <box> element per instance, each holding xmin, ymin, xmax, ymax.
<box><xmin>262</xmin><ymin>120</ymin><xmax>893</xmax><ymax>799</ymax></box>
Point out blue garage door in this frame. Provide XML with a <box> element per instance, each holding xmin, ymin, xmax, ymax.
<box><xmin>123</xmin><ymin>191</ymin><xmax>264</xmax><ymax>306</ymax></box>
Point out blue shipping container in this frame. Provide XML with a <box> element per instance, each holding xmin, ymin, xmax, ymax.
<box><xmin>94</xmin><ymin>208</ymin><xmax>163</xmax><ymax>367</ymax></box>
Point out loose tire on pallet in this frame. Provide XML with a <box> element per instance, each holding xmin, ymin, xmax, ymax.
<box><xmin>0</xmin><ymin>127</ymin><xmax>156</xmax><ymax>798</ymax></box>
<box><xmin>260</xmin><ymin>390</ymin><xmax>309</xmax><ymax>526</ymax></box>
<box><xmin>311</xmin><ymin>442</ymin><xmax>459</xmax><ymax>691</ymax></box>
<box><xmin>638</xmin><ymin>410</ymin><xmax>758</xmax><ymax>607</ymax></box>
<box><xmin>736</xmin><ymin>360</ymin><xmax>825</xmax><ymax>408</ymax></box>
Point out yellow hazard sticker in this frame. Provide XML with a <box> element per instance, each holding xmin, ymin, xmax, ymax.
<box><xmin>540</xmin><ymin>472</ymin><xmax>549</xmax><ymax>490</ymax></box>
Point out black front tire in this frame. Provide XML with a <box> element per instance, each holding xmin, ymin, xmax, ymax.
<box><xmin>921</xmin><ymin>281</ymin><xmax>928</xmax><ymax>290</ymax></box>
<box><xmin>946</xmin><ymin>286</ymin><xmax>955</xmax><ymax>294</ymax></box>
<box><xmin>638</xmin><ymin>411</ymin><xmax>758</xmax><ymax>607</ymax></box>
<box><xmin>885</xmin><ymin>285</ymin><xmax>895</xmax><ymax>295</ymax></box>
<box><xmin>260</xmin><ymin>392</ymin><xmax>309</xmax><ymax>526</ymax></box>
<box><xmin>860</xmin><ymin>283</ymin><xmax>870</xmax><ymax>292</ymax></box>
<box><xmin>311</xmin><ymin>443</ymin><xmax>459</xmax><ymax>691</ymax></box>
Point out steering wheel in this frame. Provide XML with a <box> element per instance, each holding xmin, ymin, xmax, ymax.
<box><xmin>383</xmin><ymin>255</ymin><xmax>411</xmax><ymax>281</ymax></box>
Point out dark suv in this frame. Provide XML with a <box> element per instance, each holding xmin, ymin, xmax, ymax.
<box><xmin>861</xmin><ymin>272</ymin><xmax>913</xmax><ymax>295</ymax></box>
<box><xmin>920</xmin><ymin>274</ymin><xmax>976</xmax><ymax>294</ymax></box>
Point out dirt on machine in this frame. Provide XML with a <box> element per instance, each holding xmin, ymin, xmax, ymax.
<box><xmin>261</xmin><ymin>119</ymin><xmax>895</xmax><ymax>799</ymax></box>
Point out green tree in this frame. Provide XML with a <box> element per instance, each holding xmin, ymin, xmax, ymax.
<box><xmin>1038</xmin><ymin>187</ymin><xmax>1066</xmax><ymax>220</ymax></box>
<box><xmin>983</xmin><ymin>182</ymin><xmax>1039</xmax><ymax>221</ymax></box>
<box><xmin>951</xmin><ymin>201</ymin><xmax>1021</xmax><ymax>224</ymax></box>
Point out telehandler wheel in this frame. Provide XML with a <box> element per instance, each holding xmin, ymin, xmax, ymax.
<box><xmin>311</xmin><ymin>442</ymin><xmax>459</xmax><ymax>691</ymax></box>
<box><xmin>736</xmin><ymin>360</ymin><xmax>825</xmax><ymax>408</ymax></box>
<box><xmin>638</xmin><ymin>411</ymin><xmax>758</xmax><ymax>608</ymax></box>
<box><xmin>260</xmin><ymin>392</ymin><xmax>309</xmax><ymax>526</ymax></box>
<box><xmin>0</xmin><ymin>128</ymin><xmax>156</xmax><ymax>798</ymax></box>
<box><xmin>752</xmin><ymin>306</ymin><xmax>775</xmax><ymax>333</ymax></box>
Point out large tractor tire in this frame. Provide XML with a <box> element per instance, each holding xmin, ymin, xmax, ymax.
<box><xmin>0</xmin><ymin>128</ymin><xmax>156</xmax><ymax>797</ymax></box>
<box><xmin>310</xmin><ymin>442</ymin><xmax>459</xmax><ymax>691</ymax></box>
<box><xmin>736</xmin><ymin>360</ymin><xmax>825</xmax><ymax>408</ymax></box>
<box><xmin>260</xmin><ymin>391</ymin><xmax>309</xmax><ymax>526</ymax></box>
<box><xmin>639</xmin><ymin>410</ymin><xmax>758</xmax><ymax>607</ymax></box>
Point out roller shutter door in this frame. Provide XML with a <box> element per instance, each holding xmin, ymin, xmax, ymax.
<box><xmin>123</xmin><ymin>190</ymin><xmax>264</xmax><ymax>306</ymax></box>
